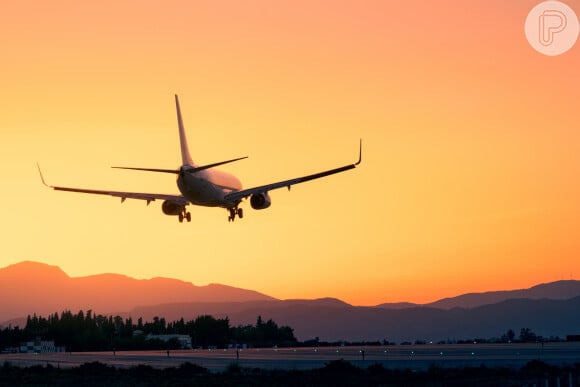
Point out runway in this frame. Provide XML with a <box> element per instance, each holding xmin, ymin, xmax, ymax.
<box><xmin>2</xmin><ymin>342</ymin><xmax>580</xmax><ymax>372</ymax></box>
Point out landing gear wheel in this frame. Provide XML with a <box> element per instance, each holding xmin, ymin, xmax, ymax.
<box><xmin>228</xmin><ymin>208</ymin><xmax>237</xmax><ymax>222</ymax></box>
<box><xmin>186</xmin><ymin>212</ymin><xmax>191</xmax><ymax>222</ymax></box>
<box><xmin>237</xmin><ymin>208</ymin><xmax>244</xmax><ymax>219</ymax></box>
<box><xmin>178</xmin><ymin>213</ymin><xmax>184</xmax><ymax>223</ymax></box>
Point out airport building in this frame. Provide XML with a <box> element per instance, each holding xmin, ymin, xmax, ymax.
<box><xmin>145</xmin><ymin>334</ymin><xmax>193</xmax><ymax>349</ymax></box>
<box><xmin>19</xmin><ymin>338</ymin><xmax>65</xmax><ymax>353</ymax></box>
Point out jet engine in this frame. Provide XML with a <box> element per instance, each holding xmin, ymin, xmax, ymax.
<box><xmin>162</xmin><ymin>200</ymin><xmax>185</xmax><ymax>216</ymax></box>
<box><xmin>250</xmin><ymin>192</ymin><xmax>271</xmax><ymax>210</ymax></box>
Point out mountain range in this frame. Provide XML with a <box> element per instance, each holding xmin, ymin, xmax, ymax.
<box><xmin>2</xmin><ymin>261</ymin><xmax>580</xmax><ymax>342</ymax></box>
<box><xmin>0</xmin><ymin>261</ymin><xmax>273</xmax><ymax>322</ymax></box>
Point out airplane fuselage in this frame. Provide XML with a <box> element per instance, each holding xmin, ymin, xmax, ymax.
<box><xmin>176</xmin><ymin>167</ymin><xmax>242</xmax><ymax>208</ymax></box>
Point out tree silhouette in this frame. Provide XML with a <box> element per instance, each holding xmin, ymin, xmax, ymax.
<box><xmin>0</xmin><ymin>310</ymin><xmax>297</xmax><ymax>351</ymax></box>
<box><xmin>519</xmin><ymin>328</ymin><xmax>537</xmax><ymax>343</ymax></box>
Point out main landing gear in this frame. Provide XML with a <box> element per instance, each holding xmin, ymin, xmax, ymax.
<box><xmin>228</xmin><ymin>207</ymin><xmax>243</xmax><ymax>222</ymax></box>
<box><xmin>178</xmin><ymin>210</ymin><xmax>191</xmax><ymax>223</ymax></box>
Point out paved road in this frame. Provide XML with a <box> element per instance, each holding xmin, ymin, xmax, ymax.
<box><xmin>2</xmin><ymin>342</ymin><xmax>580</xmax><ymax>372</ymax></box>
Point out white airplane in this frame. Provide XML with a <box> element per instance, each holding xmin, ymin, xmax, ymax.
<box><xmin>39</xmin><ymin>95</ymin><xmax>361</xmax><ymax>222</ymax></box>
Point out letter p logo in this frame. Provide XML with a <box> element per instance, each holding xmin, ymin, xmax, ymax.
<box><xmin>539</xmin><ymin>10</ymin><xmax>567</xmax><ymax>46</ymax></box>
<box><xmin>525</xmin><ymin>1</ymin><xmax>579</xmax><ymax>56</ymax></box>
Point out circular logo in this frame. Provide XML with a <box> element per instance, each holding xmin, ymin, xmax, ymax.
<box><xmin>525</xmin><ymin>1</ymin><xmax>579</xmax><ymax>56</ymax></box>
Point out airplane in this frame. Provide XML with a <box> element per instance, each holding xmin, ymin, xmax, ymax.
<box><xmin>38</xmin><ymin>95</ymin><xmax>361</xmax><ymax>222</ymax></box>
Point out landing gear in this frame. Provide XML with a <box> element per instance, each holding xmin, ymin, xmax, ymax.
<box><xmin>178</xmin><ymin>209</ymin><xmax>191</xmax><ymax>223</ymax></box>
<box><xmin>228</xmin><ymin>207</ymin><xmax>243</xmax><ymax>222</ymax></box>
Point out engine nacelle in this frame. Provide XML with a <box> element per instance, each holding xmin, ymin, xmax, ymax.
<box><xmin>250</xmin><ymin>192</ymin><xmax>271</xmax><ymax>210</ymax></box>
<box><xmin>162</xmin><ymin>200</ymin><xmax>185</xmax><ymax>216</ymax></box>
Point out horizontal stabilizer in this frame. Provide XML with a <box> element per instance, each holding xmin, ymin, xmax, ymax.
<box><xmin>111</xmin><ymin>167</ymin><xmax>179</xmax><ymax>174</ymax></box>
<box><xmin>185</xmin><ymin>156</ymin><xmax>248</xmax><ymax>173</ymax></box>
<box><xmin>112</xmin><ymin>167</ymin><xmax>180</xmax><ymax>174</ymax></box>
<box><xmin>112</xmin><ymin>156</ymin><xmax>247</xmax><ymax>175</ymax></box>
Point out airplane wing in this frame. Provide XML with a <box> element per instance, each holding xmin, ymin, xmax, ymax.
<box><xmin>224</xmin><ymin>140</ymin><xmax>362</xmax><ymax>203</ymax></box>
<box><xmin>37</xmin><ymin>165</ymin><xmax>188</xmax><ymax>206</ymax></box>
<box><xmin>49</xmin><ymin>187</ymin><xmax>187</xmax><ymax>205</ymax></box>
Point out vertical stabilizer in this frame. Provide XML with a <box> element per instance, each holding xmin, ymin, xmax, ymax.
<box><xmin>175</xmin><ymin>95</ymin><xmax>194</xmax><ymax>166</ymax></box>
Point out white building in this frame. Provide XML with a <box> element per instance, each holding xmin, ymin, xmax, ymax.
<box><xmin>19</xmin><ymin>339</ymin><xmax>65</xmax><ymax>353</ymax></box>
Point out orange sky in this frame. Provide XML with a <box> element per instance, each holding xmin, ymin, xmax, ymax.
<box><xmin>1</xmin><ymin>1</ymin><xmax>579</xmax><ymax>306</ymax></box>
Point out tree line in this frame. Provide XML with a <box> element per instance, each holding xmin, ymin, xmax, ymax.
<box><xmin>0</xmin><ymin>310</ymin><xmax>557</xmax><ymax>352</ymax></box>
<box><xmin>0</xmin><ymin>310</ymin><xmax>296</xmax><ymax>352</ymax></box>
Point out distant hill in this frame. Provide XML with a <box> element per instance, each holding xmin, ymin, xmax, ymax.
<box><xmin>375</xmin><ymin>302</ymin><xmax>419</xmax><ymax>309</ymax></box>
<box><xmin>374</xmin><ymin>281</ymin><xmax>580</xmax><ymax>310</ymax></box>
<box><xmin>424</xmin><ymin>281</ymin><xmax>580</xmax><ymax>310</ymax></box>
<box><xmin>2</xmin><ymin>261</ymin><xmax>580</xmax><ymax>343</ymax></box>
<box><xmin>125</xmin><ymin>297</ymin><xmax>580</xmax><ymax>342</ymax></box>
<box><xmin>0</xmin><ymin>261</ymin><xmax>275</xmax><ymax>322</ymax></box>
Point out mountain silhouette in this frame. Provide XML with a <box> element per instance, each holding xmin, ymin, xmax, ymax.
<box><xmin>424</xmin><ymin>280</ymin><xmax>580</xmax><ymax>309</ymax></box>
<box><xmin>122</xmin><ymin>297</ymin><xmax>580</xmax><ymax>342</ymax></box>
<box><xmin>375</xmin><ymin>281</ymin><xmax>580</xmax><ymax>310</ymax></box>
<box><xmin>2</xmin><ymin>261</ymin><xmax>580</xmax><ymax>342</ymax></box>
<box><xmin>0</xmin><ymin>261</ymin><xmax>275</xmax><ymax>322</ymax></box>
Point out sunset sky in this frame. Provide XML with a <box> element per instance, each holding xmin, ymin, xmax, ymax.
<box><xmin>1</xmin><ymin>1</ymin><xmax>578</xmax><ymax>306</ymax></box>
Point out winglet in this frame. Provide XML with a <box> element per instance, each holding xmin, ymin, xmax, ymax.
<box><xmin>355</xmin><ymin>139</ymin><xmax>362</xmax><ymax>166</ymax></box>
<box><xmin>37</xmin><ymin>163</ymin><xmax>50</xmax><ymax>188</ymax></box>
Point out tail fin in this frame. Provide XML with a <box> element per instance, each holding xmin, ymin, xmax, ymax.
<box><xmin>111</xmin><ymin>96</ymin><xmax>247</xmax><ymax>175</ymax></box>
<box><xmin>175</xmin><ymin>95</ymin><xmax>194</xmax><ymax>166</ymax></box>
